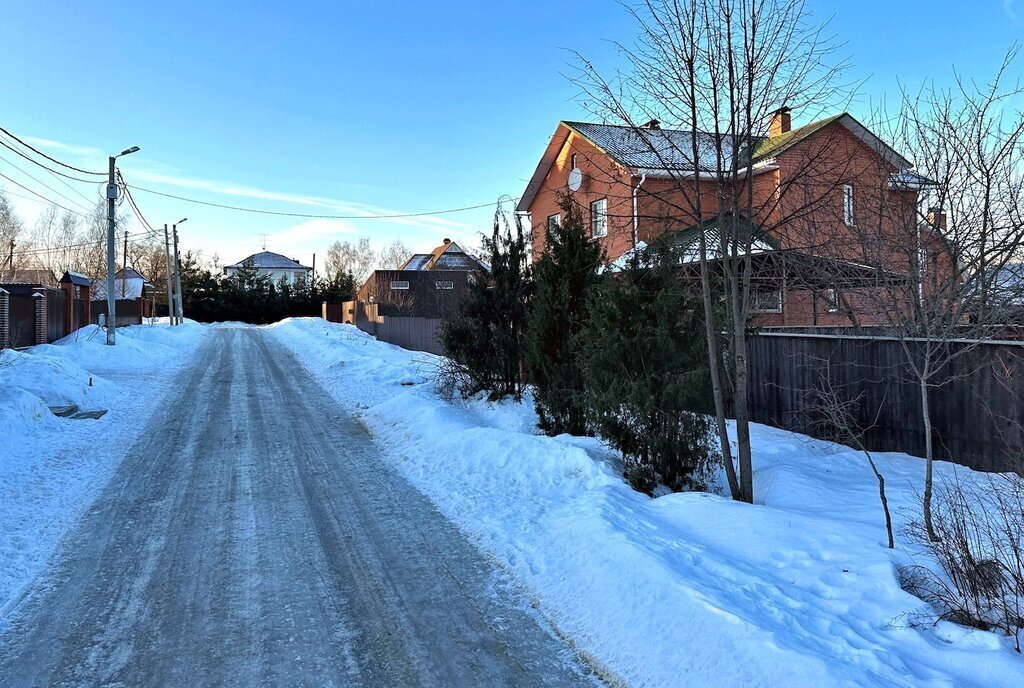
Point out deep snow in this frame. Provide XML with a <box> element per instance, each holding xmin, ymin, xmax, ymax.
<box><xmin>0</xmin><ymin>321</ymin><xmax>209</xmax><ymax>616</ymax></box>
<box><xmin>271</xmin><ymin>317</ymin><xmax>1023</xmax><ymax>688</ymax></box>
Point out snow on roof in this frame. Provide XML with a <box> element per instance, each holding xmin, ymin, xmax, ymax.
<box><xmin>60</xmin><ymin>271</ymin><xmax>91</xmax><ymax>286</ymax></box>
<box><xmin>399</xmin><ymin>240</ymin><xmax>486</xmax><ymax>271</ymax></box>
<box><xmin>564</xmin><ymin>121</ymin><xmax>738</xmax><ymax>173</ymax></box>
<box><xmin>91</xmin><ymin>268</ymin><xmax>154</xmax><ymax>300</ymax></box>
<box><xmin>227</xmin><ymin>251</ymin><xmax>311</xmax><ymax>270</ymax></box>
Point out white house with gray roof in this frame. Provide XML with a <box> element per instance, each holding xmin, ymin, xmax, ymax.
<box><xmin>224</xmin><ymin>251</ymin><xmax>312</xmax><ymax>286</ymax></box>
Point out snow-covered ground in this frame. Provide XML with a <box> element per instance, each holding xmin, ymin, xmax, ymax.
<box><xmin>0</xmin><ymin>321</ymin><xmax>208</xmax><ymax>617</ymax></box>
<box><xmin>271</xmin><ymin>317</ymin><xmax>1024</xmax><ymax>688</ymax></box>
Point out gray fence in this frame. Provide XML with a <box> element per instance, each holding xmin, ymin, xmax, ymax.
<box><xmin>747</xmin><ymin>332</ymin><xmax>1024</xmax><ymax>472</ymax></box>
<box><xmin>325</xmin><ymin>300</ymin><xmax>445</xmax><ymax>356</ymax></box>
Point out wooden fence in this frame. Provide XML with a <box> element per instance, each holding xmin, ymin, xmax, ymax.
<box><xmin>747</xmin><ymin>332</ymin><xmax>1024</xmax><ymax>472</ymax></box>
<box><xmin>0</xmin><ymin>286</ymin><xmax>81</xmax><ymax>348</ymax></box>
<box><xmin>324</xmin><ymin>300</ymin><xmax>445</xmax><ymax>356</ymax></box>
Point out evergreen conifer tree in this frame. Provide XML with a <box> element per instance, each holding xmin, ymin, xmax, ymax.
<box><xmin>525</xmin><ymin>196</ymin><xmax>603</xmax><ymax>435</ymax></box>
<box><xmin>441</xmin><ymin>213</ymin><xmax>531</xmax><ymax>400</ymax></box>
<box><xmin>577</xmin><ymin>241</ymin><xmax>718</xmax><ymax>493</ymax></box>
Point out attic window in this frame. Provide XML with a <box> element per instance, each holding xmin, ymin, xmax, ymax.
<box><xmin>390</xmin><ymin>280</ymin><xmax>410</xmax><ymax>290</ymax></box>
<box><xmin>435</xmin><ymin>280</ymin><xmax>454</xmax><ymax>290</ymax></box>
<box><xmin>590</xmin><ymin>198</ymin><xmax>608</xmax><ymax>238</ymax></box>
<box><xmin>570</xmin><ymin>153</ymin><xmax>578</xmax><ymax>169</ymax></box>
<box><xmin>843</xmin><ymin>184</ymin><xmax>855</xmax><ymax>226</ymax></box>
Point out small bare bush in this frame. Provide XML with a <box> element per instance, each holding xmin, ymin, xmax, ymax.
<box><xmin>899</xmin><ymin>474</ymin><xmax>1024</xmax><ymax>652</ymax></box>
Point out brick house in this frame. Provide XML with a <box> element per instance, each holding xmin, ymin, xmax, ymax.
<box><xmin>516</xmin><ymin>110</ymin><xmax>940</xmax><ymax>327</ymax></box>
<box><xmin>357</xmin><ymin>239</ymin><xmax>487</xmax><ymax>318</ymax></box>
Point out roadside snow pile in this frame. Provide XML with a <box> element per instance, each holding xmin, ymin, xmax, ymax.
<box><xmin>0</xmin><ymin>320</ymin><xmax>208</xmax><ymax>616</ymax></box>
<box><xmin>272</xmin><ymin>318</ymin><xmax>1024</xmax><ymax>688</ymax></box>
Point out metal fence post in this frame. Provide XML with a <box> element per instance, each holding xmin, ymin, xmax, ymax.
<box><xmin>32</xmin><ymin>291</ymin><xmax>46</xmax><ymax>345</ymax></box>
<box><xmin>0</xmin><ymin>288</ymin><xmax>8</xmax><ymax>349</ymax></box>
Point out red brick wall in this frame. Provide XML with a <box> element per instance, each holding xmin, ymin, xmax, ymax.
<box><xmin>524</xmin><ymin>120</ymin><xmax>926</xmax><ymax>327</ymax></box>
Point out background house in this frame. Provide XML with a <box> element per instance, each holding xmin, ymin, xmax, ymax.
<box><xmin>91</xmin><ymin>267</ymin><xmax>155</xmax><ymax>301</ymax></box>
<box><xmin>224</xmin><ymin>251</ymin><xmax>312</xmax><ymax>286</ymax></box>
<box><xmin>357</xmin><ymin>239</ymin><xmax>486</xmax><ymax>318</ymax></box>
<box><xmin>517</xmin><ymin>111</ymin><xmax>933</xmax><ymax>328</ymax></box>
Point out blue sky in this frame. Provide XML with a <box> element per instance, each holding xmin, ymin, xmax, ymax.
<box><xmin>0</xmin><ymin>1</ymin><xmax>1020</xmax><ymax>268</ymax></box>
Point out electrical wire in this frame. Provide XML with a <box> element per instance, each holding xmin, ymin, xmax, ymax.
<box><xmin>124</xmin><ymin>183</ymin><xmax>505</xmax><ymax>219</ymax></box>
<box><xmin>0</xmin><ymin>125</ymin><xmax>105</xmax><ymax>176</ymax></box>
<box><xmin>0</xmin><ymin>170</ymin><xmax>91</xmax><ymax>218</ymax></box>
<box><xmin>0</xmin><ymin>135</ymin><xmax>101</xmax><ymax>185</ymax></box>
<box><xmin>0</xmin><ymin>148</ymin><xmax>94</xmax><ymax>211</ymax></box>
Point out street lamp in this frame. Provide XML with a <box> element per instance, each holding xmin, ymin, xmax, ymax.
<box><xmin>105</xmin><ymin>145</ymin><xmax>140</xmax><ymax>345</ymax></box>
<box><xmin>172</xmin><ymin>218</ymin><xmax>188</xmax><ymax>324</ymax></box>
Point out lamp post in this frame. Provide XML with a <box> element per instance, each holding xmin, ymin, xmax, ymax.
<box><xmin>173</xmin><ymin>218</ymin><xmax>187</xmax><ymax>324</ymax></box>
<box><xmin>106</xmin><ymin>146</ymin><xmax>140</xmax><ymax>345</ymax></box>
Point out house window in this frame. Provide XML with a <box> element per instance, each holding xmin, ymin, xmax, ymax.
<box><xmin>843</xmin><ymin>184</ymin><xmax>854</xmax><ymax>226</ymax></box>
<box><xmin>823</xmin><ymin>287</ymin><xmax>840</xmax><ymax>313</ymax></box>
<box><xmin>570</xmin><ymin>153</ymin><xmax>578</xmax><ymax>169</ymax></box>
<box><xmin>467</xmin><ymin>272</ymin><xmax>477</xmax><ymax>285</ymax></box>
<box><xmin>547</xmin><ymin>213</ymin><xmax>561</xmax><ymax>233</ymax></box>
<box><xmin>390</xmin><ymin>280</ymin><xmax>410</xmax><ymax>290</ymax></box>
<box><xmin>435</xmin><ymin>280</ymin><xmax>454</xmax><ymax>290</ymax></box>
<box><xmin>590</xmin><ymin>198</ymin><xmax>608</xmax><ymax>238</ymax></box>
<box><xmin>750</xmin><ymin>287</ymin><xmax>783</xmax><ymax>313</ymax></box>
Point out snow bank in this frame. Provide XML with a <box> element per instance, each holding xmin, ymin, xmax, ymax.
<box><xmin>272</xmin><ymin>317</ymin><xmax>1023</xmax><ymax>688</ymax></box>
<box><xmin>0</xmin><ymin>321</ymin><xmax>209</xmax><ymax>616</ymax></box>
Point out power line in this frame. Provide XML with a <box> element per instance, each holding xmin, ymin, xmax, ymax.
<box><xmin>0</xmin><ymin>148</ymin><xmax>94</xmax><ymax>211</ymax></box>
<box><xmin>0</xmin><ymin>125</ymin><xmax>105</xmax><ymax>176</ymax></box>
<box><xmin>125</xmin><ymin>183</ymin><xmax>505</xmax><ymax>219</ymax></box>
<box><xmin>0</xmin><ymin>170</ymin><xmax>91</xmax><ymax>218</ymax></box>
<box><xmin>0</xmin><ymin>134</ymin><xmax>101</xmax><ymax>185</ymax></box>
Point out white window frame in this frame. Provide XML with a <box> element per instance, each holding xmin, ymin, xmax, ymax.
<box><xmin>435</xmin><ymin>280</ymin><xmax>454</xmax><ymax>290</ymax></box>
<box><xmin>390</xmin><ymin>280</ymin><xmax>410</xmax><ymax>290</ymax></box>
<box><xmin>843</xmin><ymin>184</ymin><xmax>855</xmax><ymax>227</ymax></box>
<box><xmin>570</xmin><ymin>153</ymin><xmax>578</xmax><ymax>169</ymax></box>
<box><xmin>590</xmin><ymin>198</ymin><xmax>608</xmax><ymax>238</ymax></box>
<box><xmin>749</xmin><ymin>287</ymin><xmax>783</xmax><ymax>314</ymax></box>
<box><xmin>823</xmin><ymin>287</ymin><xmax>840</xmax><ymax>313</ymax></box>
<box><xmin>547</xmin><ymin>213</ymin><xmax>561</xmax><ymax>233</ymax></box>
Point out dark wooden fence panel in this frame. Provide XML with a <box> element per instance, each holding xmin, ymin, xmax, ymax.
<box><xmin>748</xmin><ymin>333</ymin><xmax>1024</xmax><ymax>472</ymax></box>
<box><xmin>91</xmin><ymin>299</ymin><xmax>142</xmax><ymax>328</ymax></box>
<box><xmin>8</xmin><ymin>296</ymin><xmax>35</xmax><ymax>348</ymax></box>
<box><xmin>46</xmin><ymin>288</ymin><xmax>67</xmax><ymax>342</ymax></box>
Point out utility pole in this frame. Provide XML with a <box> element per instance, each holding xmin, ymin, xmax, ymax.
<box><xmin>312</xmin><ymin>253</ymin><xmax>316</xmax><ymax>282</ymax></box>
<box><xmin>105</xmin><ymin>155</ymin><xmax>118</xmax><ymax>345</ymax></box>
<box><xmin>163</xmin><ymin>223</ymin><xmax>175</xmax><ymax>325</ymax></box>
<box><xmin>105</xmin><ymin>146</ymin><xmax>140</xmax><ymax>346</ymax></box>
<box><xmin>173</xmin><ymin>222</ymin><xmax>185</xmax><ymax>324</ymax></box>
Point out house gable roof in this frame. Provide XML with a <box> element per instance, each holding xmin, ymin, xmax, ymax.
<box><xmin>228</xmin><ymin>251</ymin><xmax>311</xmax><ymax>270</ymax></box>
<box><xmin>400</xmin><ymin>240</ymin><xmax>485</xmax><ymax>271</ymax></box>
<box><xmin>518</xmin><ymin>114</ymin><xmax>913</xmax><ymax>213</ymax></box>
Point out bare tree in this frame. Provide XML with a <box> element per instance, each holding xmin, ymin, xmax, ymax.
<box><xmin>378</xmin><ymin>239</ymin><xmax>412</xmax><ymax>269</ymax></box>
<box><xmin>848</xmin><ymin>50</ymin><xmax>1024</xmax><ymax>539</ymax></box>
<box><xmin>325</xmin><ymin>237</ymin><xmax>375</xmax><ymax>284</ymax></box>
<box><xmin>807</xmin><ymin>360</ymin><xmax>895</xmax><ymax>548</ymax></box>
<box><xmin>574</xmin><ymin>0</ymin><xmax>849</xmax><ymax>502</ymax></box>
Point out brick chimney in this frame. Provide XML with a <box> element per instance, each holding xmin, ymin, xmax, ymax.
<box><xmin>768</xmin><ymin>107</ymin><xmax>792</xmax><ymax>137</ymax></box>
<box><xmin>642</xmin><ymin>119</ymin><xmax>661</xmax><ymax>130</ymax></box>
<box><xmin>443</xmin><ymin>238</ymin><xmax>451</xmax><ymax>245</ymax></box>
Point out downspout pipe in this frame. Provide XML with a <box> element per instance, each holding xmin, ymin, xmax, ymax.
<box><xmin>632</xmin><ymin>172</ymin><xmax>647</xmax><ymax>249</ymax></box>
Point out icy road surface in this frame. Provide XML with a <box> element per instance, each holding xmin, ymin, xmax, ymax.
<box><xmin>0</xmin><ymin>327</ymin><xmax>596</xmax><ymax>687</ymax></box>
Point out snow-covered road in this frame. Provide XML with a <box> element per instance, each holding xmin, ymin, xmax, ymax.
<box><xmin>0</xmin><ymin>327</ymin><xmax>595</xmax><ymax>686</ymax></box>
